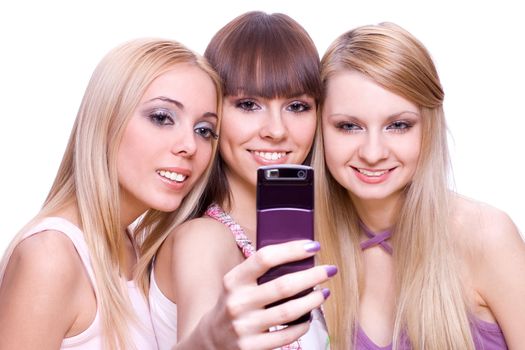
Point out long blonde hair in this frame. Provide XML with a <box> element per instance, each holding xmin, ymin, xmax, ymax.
<box><xmin>0</xmin><ymin>38</ymin><xmax>221</xmax><ymax>350</ymax></box>
<box><xmin>313</xmin><ymin>23</ymin><xmax>474</xmax><ymax>349</ymax></box>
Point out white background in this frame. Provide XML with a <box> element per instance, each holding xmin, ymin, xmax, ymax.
<box><xmin>0</xmin><ymin>0</ymin><xmax>523</xmax><ymax>255</ymax></box>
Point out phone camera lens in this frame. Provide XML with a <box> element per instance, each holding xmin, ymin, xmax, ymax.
<box><xmin>266</xmin><ymin>169</ymin><xmax>279</xmax><ymax>179</ymax></box>
<box><xmin>297</xmin><ymin>170</ymin><xmax>306</xmax><ymax>179</ymax></box>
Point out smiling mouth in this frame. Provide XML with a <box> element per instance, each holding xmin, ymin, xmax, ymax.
<box><xmin>157</xmin><ymin>170</ymin><xmax>187</xmax><ymax>182</ymax></box>
<box><xmin>253</xmin><ymin>150</ymin><xmax>288</xmax><ymax>161</ymax></box>
<box><xmin>352</xmin><ymin>167</ymin><xmax>395</xmax><ymax>177</ymax></box>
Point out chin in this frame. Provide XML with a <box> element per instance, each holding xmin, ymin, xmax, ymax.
<box><xmin>152</xmin><ymin>198</ymin><xmax>184</xmax><ymax>213</ymax></box>
<box><xmin>351</xmin><ymin>187</ymin><xmax>405</xmax><ymax>202</ymax></box>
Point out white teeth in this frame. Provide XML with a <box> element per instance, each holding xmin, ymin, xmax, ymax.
<box><xmin>157</xmin><ymin>170</ymin><xmax>187</xmax><ymax>182</ymax></box>
<box><xmin>254</xmin><ymin>151</ymin><xmax>286</xmax><ymax>161</ymax></box>
<box><xmin>358</xmin><ymin>168</ymin><xmax>388</xmax><ymax>177</ymax></box>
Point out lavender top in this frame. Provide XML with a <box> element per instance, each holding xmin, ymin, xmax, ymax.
<box><xmin>355</xmin><ymin>318</ymin><xmax>507</xmax><ymax>349</ymax></box>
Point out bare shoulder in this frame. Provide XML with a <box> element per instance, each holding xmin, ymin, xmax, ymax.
<box><xmin>452</xmin><ymin>195</ymin><xmax>522</xmax><ymax>251</ymax></box>
<box><xmin>155</xmin><ymin>216</ymin><xmax>243</xmax><ymax>293</ymax></box>
<box><xmin>153</xmin><ymin>215</ymin><xmax>246</xmax><ymax>311</ymax></box>
<box><xmin>452</xmin><ymin>194</ymin><xmax>525</xmax><ymax>345</ymax></box>
<box><xmin>5</xmin><ymin>230</ymin><xmax>87</xmax><ymax>288</ymax></box>
<box><xmin>0</xmin><ymin>230</ymin><xmax>89</xmax><ymax>345</ymax></box>
<box><xmin>170</xmin><ymin>216</ymin><xmax>241</xmax><ymax>256</ymax></box>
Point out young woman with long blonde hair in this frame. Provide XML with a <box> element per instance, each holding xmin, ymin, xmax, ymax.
<box><xmin>313</xmin><ymin>22</ymin><xmax>525</xmax><ymax>349</ymax></box>
<box><xmin>0</xmin><ymin>38</ymin><xmax>222</xmax><ymax>349</ymax></box>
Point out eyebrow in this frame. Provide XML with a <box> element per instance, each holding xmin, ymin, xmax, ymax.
<box><xmin>385</xmin><ymin>111</ymin><xmax>420</xmax><ymax>121</ymax></box>
<box><xmin>148</xmin><ymin>96</ymin><xmax>218</xmax><ymax>120</ymax></box>
<box><xmin>203</xmin><ymin>112</ymin><xmax>218</xmax><ymax>119</ymax></box>
<box><xmin>328</xmin><ymin>110</ymin><xmax>420</xmax><ymax>120</ymax></box>
<box><xmin>147</xmin><ymin>96</ymin><xmax>184</xmax><ymax>110</ymax></box>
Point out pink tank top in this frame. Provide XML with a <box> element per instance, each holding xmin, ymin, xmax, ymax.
<box><xmin>206</xmin><ymin>204</ymin><xmax>331</xmax><ymax>350</ymax></box>
<box><xmin>10</xmin><ymin>217</ymin><xmax>158</xmax><ymax>349</ymax></box>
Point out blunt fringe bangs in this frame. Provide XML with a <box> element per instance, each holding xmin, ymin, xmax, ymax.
<box><xmin>205</xmin><ymin>11</ymin><xmax>321</xmax><ymax>102</ymax></box>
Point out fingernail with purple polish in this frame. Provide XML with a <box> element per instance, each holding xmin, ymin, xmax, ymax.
<box><xmin>325</xmin><ymin>265</ymin><xmax>338</xmax><ymax>277</ymax></box>
<box><xmin>304</xmin><ymin>241</ymin><xmax>320</xmax><ymax>253</ymax></box>
<box><xmin>322</xmin><ymin>288</ymin><xmax>331</xmax><ymax>300</ymax></box>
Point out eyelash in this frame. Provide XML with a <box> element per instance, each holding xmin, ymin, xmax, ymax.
<box><xmin>386</xmin><ymin>120</ymin><xmax>414</xmax><ymax>133</ymax></box>
<box><xmin>149</xmin><ymin>109</ymin><xmax>218</xmax><ymax>140</ymax></box>
<box><xmin>336</xmin><ymin>122</ymin><xmax>362</xmax><ymax>133</ymax></box>
<box><xmin>194</xmin><ymin>125</ymin><xmax>218</xmax><ymax>140</ymax></box>
<box><xmin>236</xmin><ymin>99</ymin><xmax>259</xmax><ymax>112</ymax></box>
<box><xmin>235</xmin><ymin>99</ymin><xmax>312</xmax><ymax>113</ymax></box>
<box><xmin>149</xmin><ymin>109</ymin><xmax>174</xmax><ymax>126</ymax></box>
<box><xmin>335</xmin><ymin>120</ymin><xmax>414</xmax><ymax>133</ymax></box>
<box><xmin>287</xmin><ymin>101</ymin><xmax>312</xmax><ymax>113</ymax></box>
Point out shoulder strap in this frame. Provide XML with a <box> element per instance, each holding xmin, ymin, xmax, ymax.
<box><xmin>22</xmin><ymin>217</ymin><xmax>97</xmax><ymax>288</ymax></box>
<box><xmin>205</xmin><ymin>204</ymin><xmax>255</xmax><ymax>258</ymax></box>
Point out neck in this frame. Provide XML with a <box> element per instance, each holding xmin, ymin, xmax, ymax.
<box><xmin>223</xmin><ymin>168</ymin><xmax>257</xmax><ymax>242</ymax></box>
<box><xmin>120</xmin><ymin>193</ymin><xmax>146</xmax><ymax>230</ymax></box>
<box><xmin>350</xmin><ymin>191</ymin><xmax>404</xmax><ymax>233</ymax></box>
<box><xmin>51</xmin><ymin>200</ymin><xmax>81</xmax><ymax>227</ymax></box>
<box><xmin>119</xmin><ymin>201</ymin><xmax>142</xmax><ymax>278</ymax></box>
<box><xmin>57</xmin><ymin>199</ymin><xmax>138</xmax><ymax>280</ymax></box>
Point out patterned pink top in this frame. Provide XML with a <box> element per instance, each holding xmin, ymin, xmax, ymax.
<box><xmin>206</xmin><ymin>203</ymin><xmax>310</xmax><ymax>350</ymax></box>
<box><xmin>206</xmin><ymin>203</ymin><xmax>255</xmax><ymax>258</ymax></box>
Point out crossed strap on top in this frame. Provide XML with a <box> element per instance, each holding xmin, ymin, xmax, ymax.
<box><xmin>359</xmin><ymin>222</ymin><xmax>393</xmax><ymax>255</ymax></box>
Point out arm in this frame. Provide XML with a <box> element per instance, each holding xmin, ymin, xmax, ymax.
<box><xmin>171</xmin><ymin>217</ymin><xmax>244</xmax><ymax>338</ymax></box>
<box><xmin>0</xmin><ymin>231</ymin><xmax>91</xmax><ymax>350</ymax></box>
<box><xmin>475</xmin><ymin>207</ymin><xmax>525</xmax><ymax>348</ymax></box>
<box><xmin>187</xmin><ymin>240</ymin><xmax>333</xmax><ymax>350</ymax></box>
<box><xmin>156</xmin><ymin>218</ymin><xmax>335</xmax><ymax>350</ymax></box>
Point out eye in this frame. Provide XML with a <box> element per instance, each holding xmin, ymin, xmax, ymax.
<box><xmin>149</xmin><ymin>109</ymin><xmax>174</xmax><ymax>126</ymax></box>
<box><xmin>236</xmin><ymin>99</ymin><xmax>260</xmax><ymax>112</ymax></box>
<box><xmin>287</xmin><ymin>101</ymin><xmax>312</xmax><ymax>113</ymax></box>
<box><xmin>386</xmin><ymin>120</ymin><xmax>413</xmax><ymax>132</ymax></box>
<box><xmin>336</xmin><ymin>121</ymin><xmax>362</xmax><ymax>133</ymax></box>
<box><xmin>194</xmin><ymin>122</ymin><xmax>218</xmax><ymax>140</ymax></box>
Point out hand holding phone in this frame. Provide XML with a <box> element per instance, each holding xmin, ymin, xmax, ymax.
<box><xmin>256</xmin><ymin>164</ymin><xmax>314</xmax><ymax>325</ymax></box>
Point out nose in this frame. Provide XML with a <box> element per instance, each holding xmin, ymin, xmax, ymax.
<box><xmin>358</xmin><ymin>131</ymin><xmax>389</xmax><ymax>164</ymax></box>
<box><xmin>171</xmin><ymin>124</ymin><xmax>197</xmax><ymax>157</ymax></box>
<box><xmin>259</xmin><ymin>106</ymin><xmax>287</xmax><ymax>141</ymax></box>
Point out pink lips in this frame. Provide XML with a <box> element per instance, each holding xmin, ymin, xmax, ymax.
<box><xmin>157</xmin><ymin>167</ymin><xmax>191</xmax><ymax>191</ymax></box>
<box><xmin>250</xmin><ymin>150</ymin><xmax>289</xmax><ymax>165</ymax></box>
<box><xmin>352</xmin><ymin>167</ymin><xmax>394</xmax><ymax>184</ymax></box>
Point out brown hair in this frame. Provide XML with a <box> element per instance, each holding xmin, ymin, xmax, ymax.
<box><xmin>200</xmin><ymin>11</ymin><xmax>321</xmax><ymax>212</ymax></box>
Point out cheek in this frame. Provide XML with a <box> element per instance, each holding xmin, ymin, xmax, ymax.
<box><xmin>291</xmin><ymin>115</ymin><xmax>317</xmax><ymax>150</ymax></box>
<box><xmin>220</xmin><ymin>115</ymin><xmax>253</xmax><ymax>147</ymax></box>
<box><xmin>323</xmin><ymin>126</ymin><xmax>354</xmax><ymax>162</ymax></box>
<box><xmin>194</xmin><ymin>142</ymin><xmax>213</xmax><ymax>175</ymax></box>
<box><xmin>323</xmin><ymin>135</ymin><xmax>346</xmax><ymax>172</ymax></box>
<box><xmin>398</xmin><ymin>132</ymin><xmax>422</xmax><ymax>167</ymax></box>
<box><xmin>117</xmin><ymin>130</ymin><xmax>143</xmax><ymax>175</ymax></box>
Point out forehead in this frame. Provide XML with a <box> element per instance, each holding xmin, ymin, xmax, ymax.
<box><xmin>324</xmin><ymin>70</ymin><xmax>419</xmax><ymax>119</ymax></box>
<box><xmin>141</xmin><ymin>63</ymin><xmax>217</xmax><ymax>111</ymax></box>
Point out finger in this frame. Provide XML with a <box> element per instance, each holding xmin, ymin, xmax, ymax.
<box><xmin>257</xmin><ymin>288</ymin><xmax>329</xmax><ymax>331</ymax></box>
<box><xmin>237</xmin><ymin>321</ymin><xmax>309</xmax><ymax>350</ymax></box>
<box><xmin>227</xmin><ymin>264</ymin><xmax>336</xmax><ymax>312</ymax></box>
<box><xmin>225</xmin><ymin>240</ymin><xmax>321</xmax><ymax>287</ymax></box>
<box><xmin>257</xmin><ymin>264</ymin><xmax>336</xmax><ymax>305</ymax></box>
<box><xmin>232</xmin><ymin>288</ymin><xmax>329</xmax><ymax>334</ymax></box>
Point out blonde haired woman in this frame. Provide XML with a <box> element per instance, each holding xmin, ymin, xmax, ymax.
<box><xmin>313</xmin><ymin>23</ymin><xmax>525</xmax><ymax>349</ymax></box>
<box><xmin>0</xmin><ymin>38</ymin><xmax>222</xmax><ymax>349</ymax></box>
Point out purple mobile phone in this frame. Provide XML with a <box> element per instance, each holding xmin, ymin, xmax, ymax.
<box><xmin>256</xmin><ymin>164</ymin><xmax>314</xmax><ymax>325</ymax></box>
